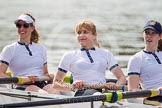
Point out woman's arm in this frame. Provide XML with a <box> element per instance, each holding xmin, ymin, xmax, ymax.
<box><xmin>42</xmin><ymin>64</ymin><xmax>48</xmax><ymax>75</ymax></box>
<box><xmin>111</xmin><ymin>66</ymin><xmax>127</xmax><ymax>85</ymax></box>
<box><xmin>0</xmin><ymin>63</ymin><xmax>9</xmax><ymax>77</ymax></box>
<box><xmin>127</xmin><ymin>75</ymin><xmax>141</xmax><ymax>91</ymax></box>
<box><xmin>53</xmin><ymin>71</ymin><xmax>72</xmax><ymax>91</ymax></box>
<box><xmin>42</xmin><ymin>64</ymin><xmax>53</xmax><ymax>82</ymax></box>
<box><xmin>127</xmin><ymin>54</ymin><xmax>141</xmax><ymax>91</ymax></box>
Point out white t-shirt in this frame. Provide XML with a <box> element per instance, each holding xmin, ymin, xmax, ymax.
<box><xmin>58</xmin><ymin>48</ymin><xmax>118</xmax><ymax>84</ymax></box>
<box><xmin>127</xmin><ymin>50</ymin><xmax>162</xmax><ymax>89</ymax></box>
<box><xmin>0</xmin><ymin>42</ymin><xmax>47</xmax><ymax>77</ymax></box>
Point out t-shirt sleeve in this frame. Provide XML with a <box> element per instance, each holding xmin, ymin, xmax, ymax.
<box><xmin>106</xmin><ymin>50</ymin><xmax>118</xmax><ymax>71</ymax></box>
<box><xmin>127</xmin><ymin>55</ymin><xmax>141</xmax><ymax>76</ymax></box>
<box><xmin>42</xmin><ymin>46</ymin><xmax>47</xmax><ymax>64</ymax></box>
<box><xmin>58</xmin><ymin>52</ymin><xmax>72</xmax><ymax>72</ymax></box>
<box><xmin>0</xmin><ymin>45</ymin><xmax>13</xmax><ymax>64</ymax></box>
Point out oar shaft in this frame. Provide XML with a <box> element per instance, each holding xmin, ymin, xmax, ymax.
<box><xmin>122</xmin><ymin>89</ymin><xmax>161</xmax><ymax>99</ymax></box>
<box><xmin>0</xmin><ymin>76</ymin><xmax>50</xmax><ymax>84</ymax></box>
<box><xmin>0</xmin><ymin>91</ymin><xmax>54</xmax><ymax>99</ymax></box>
<box><xmin>0</xmin><ymin>77</ymin><xmax>18</xmax><ymax>84</ymax></box>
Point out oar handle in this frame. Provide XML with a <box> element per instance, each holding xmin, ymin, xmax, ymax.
<box><xmin>83</xmin><ymin>84</ymin><xmax>105</xmax><ymax>89</ymax></box>
<box><xmin>59</xmin><ymin>83</ymin><xmax>128</xmax><ymax>91</ymax></box>
<box><xmin>34</xmin><ymin>76</ymin><xmax>50</xmax><ymax>82</ymax></box>
<box><xmin>83</xmin><ymin>84</ymin><xmax>128</xmax><ymax>91</ymax></box>
<box><xmin>17</xmin><ymin>76</ymin><xmax>50</xmax><ymax>84</ymax></box>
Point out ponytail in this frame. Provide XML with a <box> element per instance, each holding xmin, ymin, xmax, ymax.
<box><xmin>25</xmin><ymin>13</ymin><xmax>39</xmax><ymax>43</ymax></box>
<box><xmin>93</xmin><ymin>38</ymin><xmax>100</xmax><ymax>48</ymax></box>
<box><xmin>158</xmin><ymin>39</ymin><xmax>162</xmax><ymax>51</ymax></box>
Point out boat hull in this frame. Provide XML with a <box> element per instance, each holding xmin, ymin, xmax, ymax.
<box><xmin>0</xmin><ymin>87</ymin><xmax>159</xmax><ymax>108</ymax></box>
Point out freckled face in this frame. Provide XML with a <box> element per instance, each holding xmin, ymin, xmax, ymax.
<box><xmin>76</xmin><ymin>27</ymin><xmax>96</xmax><ymax>48</ymax></box>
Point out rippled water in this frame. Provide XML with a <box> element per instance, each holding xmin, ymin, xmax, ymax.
<box><xmin>0</xmin><ymin>0</ymin><xmax>162</xmax><ymax>75</ymax></box>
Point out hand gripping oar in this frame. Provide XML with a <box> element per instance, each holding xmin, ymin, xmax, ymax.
<box><xmin>1</xmin><ymin>89</ymin><xmax>162</xmax><ymax>108</ymax></box>
<box><xmin>53</xmin><ymin>83</ymin><xmax>127</xmax><ymax>92</ymax></box>
<box><xmin>0</xmin><ymin>76</ymin><xmax>50</xmax><ymax>84</ymax></box>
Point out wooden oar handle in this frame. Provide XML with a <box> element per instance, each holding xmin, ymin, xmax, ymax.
<box><xmin>17</xmin><ymin>76</ymin><xmax>50</xmax><ymax>84</ymax></box>
<box><xmin>112</xmin><ymin>85</ymin><xmax>128</xmax><ymax>91</ymax></box>
<box><xmin>83</xmin><ymin>84</ymin><xmax>128</xmax><ymax>91</ymax></box>
<box><xmin>83</xmin><ymin>84</ymin><xmax>105</xmax><ymax>89</ymax></box>
<box><xmin>34</xmin><ymin>76</ymin><xmax>50</xmax><ymax>82</ymax></box>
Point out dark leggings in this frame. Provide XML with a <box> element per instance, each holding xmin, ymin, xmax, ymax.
<box><xmin>74</xmin><ymin>89</ymin><xmax>102</xmax><ymax>96</ymax></box>
<box><xmin>146</xmin><ymin>96</ymin><xmax>162</xmax><ymax>102</ymax></box>
<box><xmin>14</xmin><ymin>81</ymin><xmax>48</xmax><ymax>90</ymax></box>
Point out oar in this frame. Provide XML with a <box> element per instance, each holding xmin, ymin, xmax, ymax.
<box><xmin>0</xmin><ymin>91</ymin><xmax>55</xmax><ymax>99</ymax></box>
<box><xmin>63</xmin><ymin>75</ymin><xmax>118</xmax><ymax>83</ymax></box>
<box><xmin>1</xmin><ymin>89</ymin><xmax>161</xmax><ymax>107</ymax></box>
<box><xmin>5</xmin><ymin>72</ymin><xmax>118</xmax><ymax>84</ymax></box>
<box><xmin>53</xmin><ymin>82</ymin><xmax>127</xmax><ymax>92</ymax></box>
<box><xmin>0</xmin><ymin>75</ymin><xmax>73</xmax><ymax>84</ymax></box>
<box><xmin>0</xmin><ymin>76</ymin><xmax>50</xmax><ymax>84</ymax></box>
<box><xmin>83</xmin><ymin>84</ymin><xmax>128</xmax><ymax>91</ymax></box>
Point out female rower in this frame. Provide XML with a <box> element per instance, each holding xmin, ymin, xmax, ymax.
<box><xmin>0</xmin><ymin>13</ymin><xmax>59</xmax><ymax>94</ymax></box>
<box><xmin>127</xmin><ymin>20</ymin><xmax>162</xmax><ymax>102</ymax></box>
<box><xmin>53</xmin><ymin>20</ymin><xmax>126</xmax><ymax>96</ymax></box>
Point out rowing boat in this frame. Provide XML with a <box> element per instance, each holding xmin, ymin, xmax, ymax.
<box><xmin>0</xmin><ymin>75</ymin><xmax>161</xmax><ymax>108</ymax></box>
<box><xmin>0</xmin><ymin>86</ymin><xmax>161</xmax><ymax>108</ymax></box>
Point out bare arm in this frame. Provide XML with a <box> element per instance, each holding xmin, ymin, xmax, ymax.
<box><xmin>53</xmin><ymin>71</ymin><xmax>72</xmax><ymax>91</ymax></box>
<box><xmin>111</xmin><ymin>66</ymin><xmax>126</xmax><ymax>85</ymax></box>
<box><xmin>0</xmin><ymin>63</ymin><xmax>9</xmax><ymax>77</ymax></box>
<box><xmin>42</xmin><ymin>64</ymin><xmax>49</xmax><ymax>76</ymax></box>
<box><xmin>127</xmin><ymin>75</ymin><xmax>141</xmax><ymax>91</ymax></box>
<box><xmin>42</xmin><ymin>63</ymin><xmax>54</xmax><ymax>83</ymax></box>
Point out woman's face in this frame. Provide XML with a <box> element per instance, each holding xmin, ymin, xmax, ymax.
<box><xmin>16</xmin><ymin>20</ymin><xmax>34</xmax><ymax>41</ymax></box>
<box><xmin>143</xmin><ymin>29</ymin><xmax>161</xmax><ymax>50</ymax></box>
<box><xmin>76</xmin><ymin>27</ymin><xmax>96</xmax><ymax>48</ymax></box>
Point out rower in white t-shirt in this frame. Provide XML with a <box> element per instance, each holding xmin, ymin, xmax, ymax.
<box><xmin>0</xmin><ymin>13</ymin><xmax>59</xmax><ymax>94</ymax></box>
<box><xmin>53</xmin><ymin>20</ymin><xmax>126</xmax><ymax>96</ymax></box>
<box><xmin>127</xmin><ymin>20</ymin><xmax>162</xmax><ymax>102</ymax></box>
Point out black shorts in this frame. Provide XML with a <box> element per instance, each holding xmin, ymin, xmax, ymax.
<box><xmin>146</xmin><ymin>96</ymin><xmax>162</xmax><ymax>102</ymax></box>
<box><xmin>13</xmin><ymin>81</ymin><xmax>48</xmax><ymax>91</ymax></box>
<box><xmin>74</xmin><ymin>89</ymin><xmax>102</xmax><ymax>96</ymax></box>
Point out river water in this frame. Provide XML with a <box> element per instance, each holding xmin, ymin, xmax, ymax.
<box><xmin>0</xmin><ymin>0</ymin><xmax>162</xmax><ymax>76</ymax></box>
